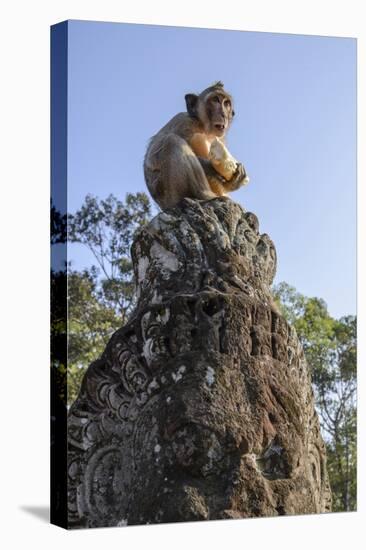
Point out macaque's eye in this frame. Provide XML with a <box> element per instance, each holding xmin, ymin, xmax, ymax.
<box><xmin>213</xmin><ymin>96</ymin><xmax>220</xmax><ymax>103</ymax></box>
<box><xmin>224</xmin><ymin>100</ymin><xmax>231</xmax><ymax>109</ymax></box>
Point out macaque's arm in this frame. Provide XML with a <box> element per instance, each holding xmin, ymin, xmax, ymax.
<box><xmin>189</xmin><ymin>133</ymin><xmax>211</xmax><ymax>159</ymax></box>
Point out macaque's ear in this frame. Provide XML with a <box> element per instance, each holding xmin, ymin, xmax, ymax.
<box><xmin>232</xmin><ymin>109</ymin><xmax>235</xmax><ymax>117</ymax></box>
<box><xmin>185</xmin><ymin>94</ymin><xmax>198</xmax><ymax>118</ymax></box>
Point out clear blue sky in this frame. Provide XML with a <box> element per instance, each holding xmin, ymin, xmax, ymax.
<box><xmin>66</xmin><ymin>20</ymin><xmax>356</xmax><ymax>319</ymax></box>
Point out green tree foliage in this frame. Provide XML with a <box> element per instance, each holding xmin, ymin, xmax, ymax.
<box><xmin>67</xmin><ymin>193</ymin><xmax>151</xmax><ymax>405</ymax></box>
<box><xmin>69</xmin><ymin>193</ymin><xmax>151</xmax><ymax>317</ymax></box>
<box><xmin>67</xmin><ymin>269</ymin><xmax>122</xmax><ymax>404</ymax></box>
<box><xmin>50</xmin><ymin>201</ymin><xmax>68</xmax><ymax>409</ymax></box>
<box><xmin>273</xmin><ymin>282</ymin><xmax>357</xmax><ymax>512</ymax></box>
<box><xmin>51</xmin><ymin>200</ymin><xmax>67</xmax><ymax>244</ymax></box>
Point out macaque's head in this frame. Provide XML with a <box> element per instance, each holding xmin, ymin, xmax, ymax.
<box><xmin>185</xmin><ymin>81</ymin><xmax>235</xmax><ymax>137</ymax></box>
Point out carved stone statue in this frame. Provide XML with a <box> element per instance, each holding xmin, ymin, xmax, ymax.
<box><xmin>67</xmin><ymin>197</ymin><xmax>331</xmax><ymax>528</ymax></box>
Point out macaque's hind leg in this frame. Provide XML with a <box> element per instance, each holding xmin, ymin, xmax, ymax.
<box><xmin>159</xmin><ymin>134</ymin><xmax>217</xmax><ymax>208</ymax></box>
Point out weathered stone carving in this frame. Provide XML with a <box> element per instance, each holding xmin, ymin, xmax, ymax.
<box><xmin>67</xmin><ymin>197</ymin><xmax>331</xmax><ymax>528</ymax></box>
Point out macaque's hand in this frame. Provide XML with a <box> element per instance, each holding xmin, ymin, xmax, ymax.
<box><xmin>213</xmin><ymin>171</ymin><xmax>228</xmax><ymax>185</ymax></box>
<box><xmin>199</xmin><ymin>157</ymin><xmax>227</xmax><ymax>184</ymax></box>
<box><xmin>231</xmin><ymin>162</ymin><xmax>249</xmax><ymax>187</ymax></box>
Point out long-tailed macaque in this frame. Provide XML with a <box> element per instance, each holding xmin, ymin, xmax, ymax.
<box><xmin>144</xmin><ymin>82</ymin><xmax>249</xmax><ymax>210</ymax></box>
